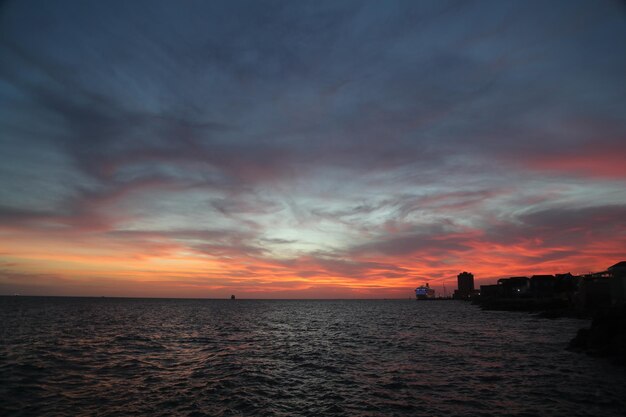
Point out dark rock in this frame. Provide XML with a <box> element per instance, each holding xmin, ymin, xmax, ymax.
<box><xmin>569</xmin><ymin>307</ymin><xmax>626</xmax><ymax>364</ymax></box>
<box><xmin>568</xmin><ymin>328</ymin><xmax>590</xmax><ymax>350</ymax></box>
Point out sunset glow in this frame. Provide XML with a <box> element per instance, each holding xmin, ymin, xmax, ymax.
<box><xmin>1</xmin><ymin>0</ymin><xmax>625</xmax><ymax>298</ymax></box>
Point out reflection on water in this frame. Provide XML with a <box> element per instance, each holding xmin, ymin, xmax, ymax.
<box><xmin>1</xmin><ymin>297</ymin><xmax>625</xmax><ymax>416</ymax></box>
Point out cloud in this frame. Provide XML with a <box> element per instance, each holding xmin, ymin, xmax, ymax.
<box><xmin>481</xmin><ymin>204</ymin><xmax>626</xmax><ymax>247</ymax></box>
<box><xmin>348</xmin><ymin>228</ymin><xmax>477</xmax><ymax>258</ymax></box>
<box><xmin>0</xmin><ymin>0</ymin><xmax>625</xmax><ymax>296</ymax></box>
<box><xmin>521</xmin><ymin>146</ymin><xmax>626</xmax><ymax>179</ymax></box>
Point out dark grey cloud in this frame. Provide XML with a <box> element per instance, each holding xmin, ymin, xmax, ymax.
<box><xmin>347</xmin><ymin>225</ymin><xmax>474</xmax><ymax>258</ymax></box>
<box><xmin>486</xmin><ymin>204</ymin><xmax>626</xmax><ymax>248</ymax></box>
<box><xmin>3</xmin><ymin>0</ymin><xmax>624</xmax><ymax>193</ymax></box>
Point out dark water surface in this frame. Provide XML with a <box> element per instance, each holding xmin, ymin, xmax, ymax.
<box><xmin>1</xmin><ymin>297</ymin><xmax>625</xmax><ymax>416</ymax></box>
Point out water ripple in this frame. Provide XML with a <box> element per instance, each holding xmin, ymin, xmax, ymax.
<box><xmin>1</xmin><ymin>298</ymin><xmax>625</xmax><ymax>416</ymax></box>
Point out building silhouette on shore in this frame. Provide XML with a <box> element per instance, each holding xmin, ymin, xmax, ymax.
<box><xmin>453</xmin><ymin>271</ymin><xmax>476</xmax><ymax>300</ymax></box>
<box><xmin>475</xmin><ymin>261</ymin><xmax>626</xmax><ymax>312</ymax></box>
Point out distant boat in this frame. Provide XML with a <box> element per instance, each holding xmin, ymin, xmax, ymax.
<box><xmin>415</xmin><ymin>283</ymin><xmax>435</xmax><ymax>300</ymax></box>
<box><xmin>230</xmin><ymin>295</ymin><xmax>236</xmax><ymax>300</ymax></box>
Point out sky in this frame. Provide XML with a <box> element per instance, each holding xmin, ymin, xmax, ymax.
<box><xmin>0</xmin><ymin>0</ymin><xmax>625</xmax><ymax>298</ymax></box>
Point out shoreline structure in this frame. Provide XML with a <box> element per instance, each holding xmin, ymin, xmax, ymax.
<box><xmin>443</xmin><ymin>261</ymin><xmax>626</xmax><ymax>363</ymax></box>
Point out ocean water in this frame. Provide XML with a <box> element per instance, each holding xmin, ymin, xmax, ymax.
<box><xmin>1</xmin><ymin>297</ymin><xmax>625</xmax><ymax>417</ymax></box>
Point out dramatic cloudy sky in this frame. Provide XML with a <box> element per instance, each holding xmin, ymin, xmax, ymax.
<box><xmin>0</xmin><ymin>0</ymin><xmax>625</xmax><ymax>298</ymax></box>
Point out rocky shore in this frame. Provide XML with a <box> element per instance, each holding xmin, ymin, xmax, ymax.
<box><xmin>455</xmin><ymin>261</ymin><xmax>626</xmax><ymax>363</ymax></box>
<box><xmin>470</xmin><ymin>297</ymin><xmax>625</xmax><ymax>363</ymax></box>
<box><xmin>568</xmin><ymin>307</ymin><xmax>626</xmax><ymax>364</ymax></box>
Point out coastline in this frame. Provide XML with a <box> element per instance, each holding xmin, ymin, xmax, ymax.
<box><xmin>467</xmin><ymin>296</ymin><xmax>625</xmax><ymax>365</ymax></box>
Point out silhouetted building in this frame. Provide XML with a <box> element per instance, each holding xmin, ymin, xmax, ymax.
<box><xmin>453</xmin><ymin>271</ymin><xmax>475</xmax><ymax>300</ymax></box>
<box><xmin>476</xmin><ymin>262</ymin><xmax>625</xmax><ymax>314</ymax></box>
<box><xmin>609</xmin><ymin>261</ymin><xmax>626</xmax><ymax>276</ymax></box>
<box><xmin>554</xmin><ymin>273</ymin><xmax>580</xmax><ymax>303</ymax></box>
<box><xmin>609</xmin><ymin>261</ymin><xmax>626</xmax><ymax>306</ymax></box>
<box><xmin>458</xmin><ymin>271</ymin><xmax>474</xmax><ymax>293</ymax></box>
<box><xmin>530</xmin><ymin>275</ymin><xmax>556</xmax><ymax>298</ymax></box>
<box><xmin>555</xmin><ymin>273</ymin><xmax>577</xmax><ymax>290</ymax></box>
<box><xmin>497</xmin><ymin>276</ymin><xmax>530</xmax><ymax>297</ymax></box>
<box><xmin>576</xmin><ymin>274</ymin><xmax>611</xmax><ymax>312</ymax></box>
<box><xmin>480</xmin><ymin>284</ymin><xmax>500</xmax><ymax>299</ymax></box>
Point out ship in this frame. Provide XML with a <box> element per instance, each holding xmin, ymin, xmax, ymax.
<box><xmin>415</xmin><ymin>283</ymin><xmax>436</xmax><ymax>300</ymax></box>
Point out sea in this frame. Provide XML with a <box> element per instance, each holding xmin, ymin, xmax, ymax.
<box><xmin>1</xmin><ymin>297</ymin><xmax>625</xmax><ymax>417</ymax></box>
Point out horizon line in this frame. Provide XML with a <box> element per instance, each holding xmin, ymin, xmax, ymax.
<box><xmin>0</xmin><ymin>294</ymin><xmax>434</xmax><ymax>301</ymax></box>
